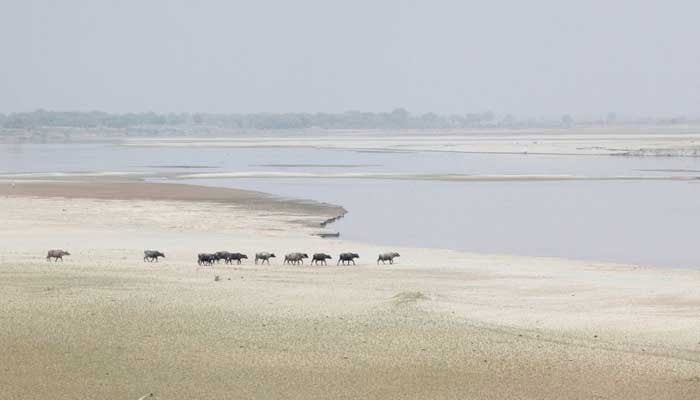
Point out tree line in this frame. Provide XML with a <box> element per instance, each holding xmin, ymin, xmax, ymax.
<box><xmin>0</xmin><ymin>109</ymin><xmax>695</xmax><ymax>131</ymax></box>
<box><xmin>0</xmin><ymin>109</ymin><xmax>523</xmax><ymax>130</ymax></box>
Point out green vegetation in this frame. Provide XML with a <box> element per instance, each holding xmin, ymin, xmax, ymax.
<box><xmin>1</xmin><ymin>109</ymin><xmax>696</xmax><ymax>131</ymax></box>
<box><xmin>0</xmin><ymin>109</ymin><xmax>501</xmax><ymax>130</ymax></box>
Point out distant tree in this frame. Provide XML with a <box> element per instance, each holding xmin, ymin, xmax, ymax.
<box><xmin>423</xmin><ymin>112</ymin><xmax>438</xmax><ymax>119</ymax></box>
<box><xmin>390</xmin><ymin>108</ymin><xmax>409</xmax><ymax>127</ymax></box>
<box><xmin>605</xmin><ymin>112</ymin><xmax>617</xmax><ymax>125</ymax></box>
<box><xmin>670</xmin><ymin>116</ymin><xmax>687</xmax><ymax>125</ymax></box>
<box><xmin>561</xmin><ymin>114</ymin><xmax>574</xmax><ymax>128</ymax></box>
<box><xmin>465</xmin><ymin>112</ymin><xmax>493</xmax><ymax>126</ymax></box>
<box><xmin>501</xmin><ymin>114</ymin><xmax>516</xmax><ymax>127</ymax></box>
<box><xmin>0</xmin><ymin>109</ymin><xmax>638</xmax><ymax>131</ymax></box>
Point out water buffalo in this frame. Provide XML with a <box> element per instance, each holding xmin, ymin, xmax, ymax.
<box><xmin>377</xmin><ymin>252</ymin><xmax>400</xmax><ymax>265</ymax></box>
<box><xmin>311</xmin><ymin>253</ymin><xmax>332</xmax><ymax>266</ymax></box>
<box><xmin>198</xmin><ymin>253</ymin><xmax>216</xmax><ymax>266</ymax></box>
<box><xmin>46</xmin><ymin>249</ymin><xmax>70</xmax><ymax>262</ymax></box>
<box><xmin>255</xmin><ymin>252</ymin><xmax>275</xmax><ymax>264</ymax></box>
<box><xmin>337</xmin><ymin>252</ymin><xmax>359</xmax><ymax>266</ymax></box>
<box><xmin>225</xmin><ymin>252</ymin><xmax>248</xmax><ymax>265</ymax></box>
<box><xmin>214</xmin><ymin>251</ymin><xmax>231</xmax><ymax>263</ymax></box>
<box><xmin>144</xmin><ymin>250</ymin><xmax>165</xmax><ymax>262</ymax></box>
<box><xmin>284</xmin><ymin>252</ymin><xmax>309</xmax><ymax>265</ymax></box>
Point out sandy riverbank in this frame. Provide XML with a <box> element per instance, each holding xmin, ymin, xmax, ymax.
<box><xmin>1</xmin><ymin>181</ymin><xmax>700</xmax><ymax>399</ymax></box>
<box><xmin>0</xmin><ymin>181</ymin><xmax>345</xmax><ymax>228</ymax></box>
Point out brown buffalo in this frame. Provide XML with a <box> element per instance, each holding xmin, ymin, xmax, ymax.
<box><xmin>46</xmin><ymin>249</ymin><xmax>70</xmax><ymax>262</ymax></box>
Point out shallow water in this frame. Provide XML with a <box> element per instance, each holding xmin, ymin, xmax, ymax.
<box><xmin>4</xmin><ymin>141</ymin><xmax>700</xmax><ymax>177</ymax></box>
<box><xmin>195</xmin><ymin>178</ymin><xmax>700</xmax><ymax>268</ymax></box>
<box><xmin>2</xmin><ymin>142</ymin><xmax>700</xmax><ymax>268</ymax></box>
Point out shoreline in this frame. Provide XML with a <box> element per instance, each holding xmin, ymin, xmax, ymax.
<box><xmin>0</xmin><ymin>180</ymin><xmax>346</xmax><ymax>229</ymax></box>
<box><xmin>2</xmin><ymin>179</ymin><xmax>700</xmax><ymax>398</ymax></box>
<box><xmin>0</xmin><ymin>178</ymin><xmax>695</xmax><ymax>270</ymax></box>
<box><xmin>2</xmin><ymin>171</ymin><xmax>699</xmax><ymax>184</ymax></box>
<box><xmin>174</xmin><ymin>171</ymin><xmax>700</xmax><ymax>182</ymax></box>
<box><xmin>1</xmin><ymin>178</ymin><xmax>698</xmax><ymax>309</ymax></box>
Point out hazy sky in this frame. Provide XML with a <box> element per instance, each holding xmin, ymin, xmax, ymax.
<box><xmin>1</xmin><ymin>1</ymin><xmax>699</xmax><ymax>116</ymax></box>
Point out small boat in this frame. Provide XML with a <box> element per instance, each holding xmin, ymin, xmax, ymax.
<box><xmin>316</xmin><ymin>232</ymin><xmax>340</xmax><ymax>239</ymax></box>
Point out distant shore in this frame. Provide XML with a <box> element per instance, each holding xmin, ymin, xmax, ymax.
<box><xmin>117</xmin><ymin>129</ymin><xmax>700</xmax><ymax>157</ymax></box>
<box><xmin>4</xmin><ymin>127</ymin><xmax>700</xmax><ymax>158</ymax></box>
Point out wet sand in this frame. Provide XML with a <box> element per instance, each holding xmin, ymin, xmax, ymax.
<box><xmin>1</xmin><ymin>182</ymin><xmax>700</xmax><ymax>399</ymax></box>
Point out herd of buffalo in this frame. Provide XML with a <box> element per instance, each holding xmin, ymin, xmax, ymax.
<box><xmin>197</xmin><ymin>251</ymin><xmax>401</xmax><ymax>266</ymax></box>
<box><xmin>46</xmin><ymin>249</ymin><xmax>401</xmax><ymax>266</ymax></box>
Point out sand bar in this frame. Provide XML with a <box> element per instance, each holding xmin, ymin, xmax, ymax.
<box><xmin>121</xmin><ymin>129</ymin><xmax>700</xmax><ymax>157</ymax></box>
<box><xmin>174</xmin><ymin>171</ymin><xmax>699</xmax><ymax>182</ymax></box>
<box><xmin>0</xmin><ymin>181</ymin><xmax>345</xmax><ymax>227</ymax></box>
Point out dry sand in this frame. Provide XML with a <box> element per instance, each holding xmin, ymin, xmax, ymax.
<box><xmin>1</xmin><ymin>181</ymin><xmax>700</xmax><ymax>399</ymax></box>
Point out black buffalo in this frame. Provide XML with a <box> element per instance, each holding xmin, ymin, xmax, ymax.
<box><xmin>198</xmin><ymin>253</ymin><xmax>216</xmax><ymax>266</ymax></box>
<box><xmin>225</xmin><ymin>252</ymin><xmax>248</xmax><ymax>265</ymax></box>
<box><xmin>214</xmin><ymin>251</ymin><xmax>231</xmax><ymax>263</ymax></box>
<box><xmin>311</xmin><ymin>253</ymin><xmax>332</xmax><ymax>266</ymax></box>
<box><xmin>255</xmin><ymin>252</ymin><xmax>275</xmax><ymax>264</ymax></box>
<box><xmin>144</xmin><ymin>250</ymin><xmax>165</xmax><ymax>262</ymax></box>
<box><xmin>337</xmin><ymin>252</ymin><xmax>359</xmax><ymax>266</ymax></box>
<box><xmin>284</xmin><ymin>252</ymin><xmax>309</xmax><ymax>265</ymax></box>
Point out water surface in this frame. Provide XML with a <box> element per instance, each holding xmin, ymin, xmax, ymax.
<box><xmin>2</xmin><ymin>142</ymin><xmax>700</xmax><ymax>268</ymax></box>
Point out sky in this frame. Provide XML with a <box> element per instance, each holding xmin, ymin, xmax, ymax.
<box><xmin>1</xmin><ymin>0</ymin><xmax>699</xmax><ymax>117</ymax></box>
